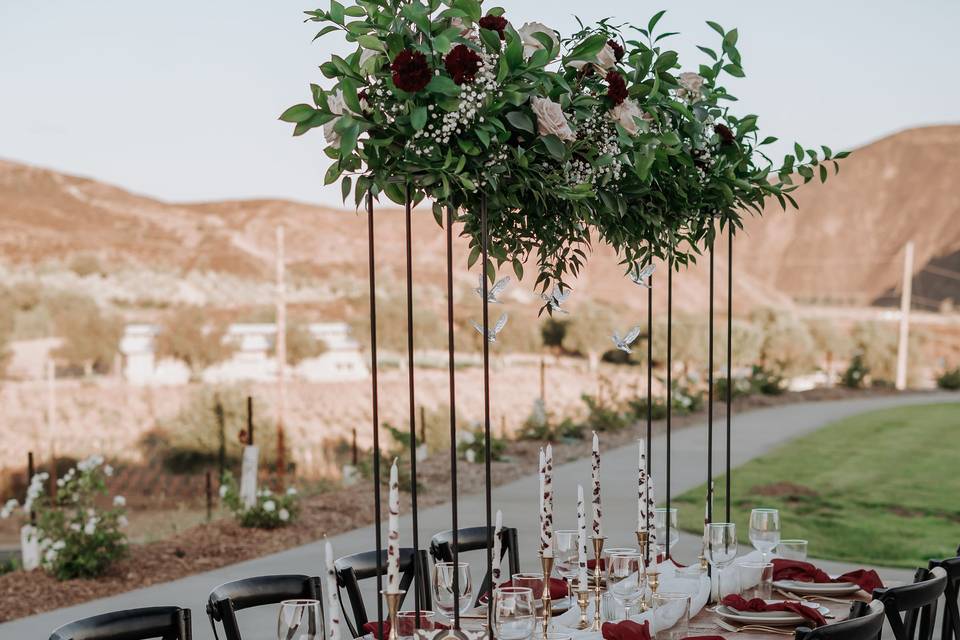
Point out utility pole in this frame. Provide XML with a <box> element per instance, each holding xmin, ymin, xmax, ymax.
<box><xmin>275</xmin><ymin>226</ymin><xmax>287</xmax><ymax>482</ymax></box>
<box><xmin>895</xmin><ymin>241</ymin><xmax>914</xmax><ymax>391</ymax></box>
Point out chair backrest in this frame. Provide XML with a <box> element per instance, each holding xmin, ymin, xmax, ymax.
<box><xmin>873</xmin><ymin>566</ymin><xmax>948</xmax><ymax>640</ymax></box>
<box><xmin>429</xmin><ymin>525</ymin><xmax>520</xmax><ymax>606</ymax></box>
<box><xmin>929</xmin><ymin>555</ymin><xmax>960</xmax><ymax>640</ymax></box>
<box><xmin>334</xmin><ymin>547</ymin><xmax>431</xmax><ymax>638</ymax></box>
<box><xmin>50</xmin><ymin>606</ymin><xmax>192</xmax><ymax>640</ymax></box>
<box><xmin>206</xmin><ymin>574</ymin><xmax>321</xmax><ymax>640</ymax></box>
<box><xmin>794</xmin><ymin>600</ymin><xmax>885</xmax><ymax>640</ymax></box>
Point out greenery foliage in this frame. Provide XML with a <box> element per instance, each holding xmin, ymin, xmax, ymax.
<box><xmin>154</xmin><ymin>306</ymin><xmax>234</xmax><ymax>376</ymax></box>
<box><xmin>936</xmin><ymin>367</ymin><xmax>960</xmax><ymax>390</ymax></box>
<box><xmin>220</xmin><ymin>473</ymin><xmax>301</xmax><ymax>529</ymax></box>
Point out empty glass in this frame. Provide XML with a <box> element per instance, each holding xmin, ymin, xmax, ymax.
<box><xmin>492</xmin><ymin>586</ymin><xmax>536</xmax><ymax>640</ymax></box>
<box><xmin>652</xmin><ymin>592</ymin><xmax>690</xmax><ymax>640</ymax></box>
<box><xmin>748</xmin><ymin>508</ymin><xmax>781</xmax><ymax>562</ymax></box>
<box><xmin>777</xmin><ymin>539</ymin><xmax>808</xmax><ymax>561</ymax></box>
<box><xmin>277</xmin><ymin>599</ymin><xmax>324</xmax><ymax>640</ymax></box>
<box><xmin>654</xmin><ymin>508</ymin><xmax>680</xmax><ymax>554</ymax></box>
<box><xmin>554</xmin><ymin>530</ymin><xmax>579</xmax><ymax>584</ymax></box>
<box><xmin>706</xmin><ymin>523</ymin><xmax>738</xmax><ymax>598</ymax></box>
<box><xmin>512</xmin><ymin>572</ymin><xmax>545</xmax><ymax>599</ymax></box>
<box><xmin>737</xmin><ymin>561</ymin><xmax>774</xmax><ymax>600</ymax></box>
<box><xmin>396</xmin><ymin>611</ymin><xmax>435</xmax><ymax>639</ymax></box>
<box><xmin>433</xmin><ymin>562</ymin><xmax>473</xmax><ymax>616</ymax></box>
<box><xmin>601</xmin><ymin>547</ymin><xmax>636</xmax><ymax>572</ymax></box>
<box><xmin>606</xmin><ymin>550</ymin><xmax>643</xmax><ymax>617</ymax></box>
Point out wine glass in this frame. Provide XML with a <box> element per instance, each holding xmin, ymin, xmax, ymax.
<box><xmin>554</xmin><ymin>530</ymin><xmax>579</xmax><ymax>593</ymax></box>
<box><xmin>706</xmin><ymin>523</ymin><xmax>738</xmax><ymax>599</ymax></box>
<box><xmin>748</xmin><ymin>508</ymin><xmax>781</xmax><ymax>562</ymax></box>
<box><xmin>277</xmin><ymin>599</ymin><xmax>324</xmax><ymax>640</ymax></box>
<box><xmin>777</xmin><ymin>539</ymin><xmax>808</xmax><ymax>561</ymax></box>
<box><xmin>654</xmin><ymin>508</ymin><xmax>680</xmax><ymax>556</ymax></box>
<box><xmin>606</xmin><ymin>550</ymin><xmax>643</xmax><ymax>618</ymax></box>
<box><xmin>492</xmin><ymin>586</ymin><xmax>536</xmax><ymax>640</ymax></box>
<box><xmin>433</xmin><ymin>562</ymin><xmax>473</xmax><ymax>616</ymax></box>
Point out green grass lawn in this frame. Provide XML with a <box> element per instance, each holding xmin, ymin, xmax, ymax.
<box><xmin>675</xmin><ymin>403</ymin><xmax>960</xmax><ymax>568</ymax></box>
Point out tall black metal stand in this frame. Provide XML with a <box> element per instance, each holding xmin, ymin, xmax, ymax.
<box><xmin>403</xmin><ymin>186</ymin><xmax>422</xmax><ymax>620</ymax></box>
<box><xmin>644</xmin><ymin>269</ymin><xmax>653</xmax><ymax>565</ymax></box>
<box><xmin>366</xmin><ymin>192</ymin><xmax>384</xmax><ymax>640</ymax></box>
<box><xmin>445</xmin><ymin>206</ymin><xmax>461</xmax><ymax>629</ymax></box>
<box><xmin>707</xmin><ymin>223</ymin><xmax>715</xmax><ymax>526</ymax></box>
<box><xmin>725</xmin><ymin>228</ymin><xmax>733</xmax><ymax>523</ymax></box>
<box><xmin>480</xmin><ymin>198</ymin><xmax>494</xmax><ymax>638</ymax></box>
<box><xmin>665</xmin><ymin>257</ymin><xmax>673</xmax><ymax>558</ymax></box>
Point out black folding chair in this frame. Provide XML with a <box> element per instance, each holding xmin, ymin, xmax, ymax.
<box><xmin>50</xmin><ymin>606</ymin><xmax>192</xmax><ymax>640</ymax></box>
<box><xmin>206</xmin><ymin>574</ymin><xmax>322</xmax><ymax>640</ymax></box>
<box><xmin>430</xmin><ymin>525</ymin><xmax>520</xmax><ymax>606</ymax></box>
<box><xmin>334</xmin><ymin>548</ymin><xmax>431</xmax><ymax>638</ymax></box>
<box><xmin>873</xmin><ymin>566</ymin><xmax>948</xmax><ymax>640</ymax></box>
<box><xmin>929</xmin><ymin>554</ymin><xmax>960</xmax><ymax>640</ymax></box>
<box><xmin>794</xmin><ymin>600</ymin><xmax>885</xmax><ymax>640</ymax></box>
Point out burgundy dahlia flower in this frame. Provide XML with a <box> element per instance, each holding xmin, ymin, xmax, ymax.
<box><xmin>445</xmin><ymin>44</ymin><xmax>483</xmax><ymax>85</ymax></box>
<box><xmin>391</xmin><ymin>49</ymin><xmax>431</xmax><ymax>93</ymax></box>
<box><xmin>478</xmin><ymin>15</ymin><xmax>508</xmax><ymax>39</ymax></box>
<box><xmin>606</xmin><ymin>70</ymin><xmax>628</xmax><ymax>106</ymax></box>
<box><xmin>607</xmin><ymin>39</ymin><xmax>625</xmax><ymax>62</ymax></box>
<box><xmin>715</xmin><ymin>123</ymin><xmax>736</xmax><ymax>145</ymax></box>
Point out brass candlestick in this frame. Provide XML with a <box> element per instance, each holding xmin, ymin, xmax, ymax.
<box><xmin>540</xmin><ymin>554</ymin><xmax>554</xmax><ymax>637</ymax></box>
<box><xmin>381</xmin><ymin>590</ymin><xmax>404</xmax><ymax>640</ymax></box>
<box><xmin>574</xmin><ymin>583</ymin><xmax>591</xmax><ymax>630</ymax></box>
<box><xmin>590</xmin><ymin>536</ymin><xmax>606</xmax><ymax>632</ymax></box>
<box><xmin>636</xmin><ymin>530</ymin><xmax>650</xmax><ymax>612</ymax></box>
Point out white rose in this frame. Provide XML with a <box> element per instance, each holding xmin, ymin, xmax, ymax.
<box><xmin>104</xmin><ymin>465</ymin><xmax>113</xmax><ymax>477</ymax></box>
<box><xmin>465</xmin><ymin>449</ymin><xmax>476</xmax><ymax>464</ymax></box>
<box><xmin>278</xmin><ymin>508</ymin><xmax>290</xmax><ymax>522</ymax></box>
<box><xmin>609</xmin><ymin>99</ymin><xmax>645</xmax><ymax>135</ymax></box>
<box><xmin>530</xmin><ymin>96</ymin><xmax>576</xmax><ymax>142</ymax></box>
<box><xmin>219</xmin><ymin>485</ymin><xmax>228</xmax><ymax>498</ymax></box>
<box><xmin>323</xmin><ymin>90</ymin><xmax>347</xmax><ymax>146</ymax></box>
<box><xmin>678</xmin><ymin>72</ymin><xmax>705</xmax><ymax>99</ymax></box>
<box><xmin>84</xmin><ymin>521</ymin><xmax>96</xmax><ymax>535</ymax></box>
<box><xmin>518</xmin><ymin>22</ymin><xmax>558</xmax><ymax>58</ymax></box>
<box><xmin>286</xmin><ymin>487</ymin><xmax>298</xmax><ymax>496</ymax></box>
<box><xmin>113</xmin><ymin>495</ymin><xmax>126</xmax><ymax>507</ymax></box>
<box><xmin>118</xmin><ymin>515</ymin><xmax>129</xmax><ymax>529</ymax></box>
<box><xmin>70</xmin><ymin>522</ymin><xmax>81</xmax><ymax>532</ymax></box>
<box><xmin>569</xmin><ymin>43</ymin><xmax>617</xmax><ymax>72</ymax></box>
<box><xmin>263</xmin><ymin>500</ymin><xmax>276</xmax><ymax>513</ymax></box>
<box><xmin>53</xmin><ymin>540</ymin><xmax>66</xmax><ymax>551</ymax></box>
<box><xmin>450</xmin><ymin>16</ymin><xmax>479</xmax><ymax>41</ymax></box>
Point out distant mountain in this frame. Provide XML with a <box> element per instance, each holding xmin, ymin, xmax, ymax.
<box><xmin>2</xmin><ymin>124</ymin><xmax>958</xmax><ymax>318</ymax></box>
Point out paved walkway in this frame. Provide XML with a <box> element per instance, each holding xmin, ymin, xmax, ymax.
<box><xmin>4</xmin><ymin>392</ymin><xmax>957</xmax><ymax>638</ymax></box>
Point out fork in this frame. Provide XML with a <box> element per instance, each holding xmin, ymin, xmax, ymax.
<box><xmin>775</xmin><ymin>588</ymin><xmax>851</xmax><ymax>605</ymax></box>
<box><xmin>715</xmin><ymin>619</ymin><xmax>795</xmax><ymax>635</ymax></box>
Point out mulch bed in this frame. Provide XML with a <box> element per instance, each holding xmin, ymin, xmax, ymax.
<box><xmin>0</xmin><ymin>386</ymin><xmax>907</xmax><ymax>622</ymax></box>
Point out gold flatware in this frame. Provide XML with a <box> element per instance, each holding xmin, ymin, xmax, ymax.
<box><xmin>775</xmin><ymin>588</ymin><xmax>851</xmax><ymax>605</ymax></box>
<box><xmin>715</xmin><ymin>620</ymin><xmax>794</xmax><ymax>636</ymax></box>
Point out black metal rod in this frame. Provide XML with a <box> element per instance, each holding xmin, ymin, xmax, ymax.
<box><xmin>481</xmin><ymin>196</ymin><xmax>493</xmax><ymax>639</ymax></box>
<box><xmin>445</xmin><ymin>205</ymin><xmax>461</xmax><ymax>629</ymax></box>
<box><xmin>665</xmin><ymin>258</ymin><xmax>672</xmax><ymax>558</ymax></box>
<box><xmin>27</xmin><ymin>451</ymin><xmax>36</xmax><ymax>525</ymax></box>
<box><xmin>645</xmin><ymin>267</ymin><xmax>653</xmax><ymax>565</ymax></box>
<box><xmin>725</xmin><ymin>228</ymin><xmax>733</xmax><ymax>523</ymax></box>
<box><xmin>403</xmin><ymin>185</ymin><xmax>422</xmax><ymax>621</ymax></box>
<box><xmin>707</xmin><ymin>224</ymin><xmax>715</xmax><ymax>525</ymax></box>
<box><xmin>366</xmin><ymin>192</ymin><xmax>384</xmax><ymax>639</ymax></box>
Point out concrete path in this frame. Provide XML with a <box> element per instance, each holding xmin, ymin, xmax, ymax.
<box><xmin>4</xmin><ymin>392</ymin><xmax>957</xmax><ymax>639</ymax></box>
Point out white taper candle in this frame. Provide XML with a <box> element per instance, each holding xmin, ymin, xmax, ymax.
<box><xmin>325</xmin><ymin>539</ymin><xmax>341</xmax><ymax>640</ymax></box>
<box><xmin>591</xmin><ymin>431</ymin><xmax>602</xmax><ymax>538</ymax></box>
<box><xmin>387</xmin><ymin>458</ymin><xmax>400</xmax><ymax>592</ymax></box>
<box><xmin>576</xmin><ymin>484</ymin><xmax>588</xmax><ymax>591</ymax></box>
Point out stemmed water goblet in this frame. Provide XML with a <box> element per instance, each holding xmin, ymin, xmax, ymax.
<box><xmin>277</xmin><ymin>599</ymin><xmax>324</xmax><ymax>640</ymax></box>
<box><xmin>748</xmin><ymin>508</ymin><xmax>781</xmax><ymax>562</ymax></box>
<box><xmin>554</xmin><ymin>530</ymin><xmax>578</xmax><ymax>595</ymax></box>
<box><xmin>433</xmin><ymin>562</ymin><xmax>473</xmax><ymax>617</ymax></box>
<box><xmin>606</xmin><ymin>550</ymin><xmax>643</xmax><ymax>619</ymax></box>
<box><xmin>492</xmin><ymin>586</ymin><xmax>536</xmax><ymax>640</ymax></box>
<box><xmin>654</xmin><ymin>508</ymin><xmax>680</xmax><ymax>558</ymax></box>
<box><xmin>706</xmin><ymin>523</ymin><xmax>738</xmax><ymax>599</ymax></box>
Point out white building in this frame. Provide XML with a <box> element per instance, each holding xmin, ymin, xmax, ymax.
<box><xmin>120</xmin><ymin>321</ymin><xmax>367</xmax><ymax>386</ymax></box>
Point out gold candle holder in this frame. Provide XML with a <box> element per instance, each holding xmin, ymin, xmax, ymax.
<box><xmin>635</xmin><ymin>530</ymin><xmax>650</xmax><ymax>612</ymax></box>
<box><xmin>540</xmin><ymin>554</ymin><xmax>554</xmax><ymax>637</ymax></box>
<box><xmin>590</xmin><ymin>536</ymin><xmax>606</xmax><ymax>632</ymax></box>
<box><xmin>381</xmin><ymin>590</ymin><xmax>404</xmax><ymax>640</ymax></box>
<box><xmin>575</xmin><ymin>586</ymin><xmax>590</xmax><ymax>630</ymax></box>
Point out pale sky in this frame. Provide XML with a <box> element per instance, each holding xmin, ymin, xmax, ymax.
<box><xmin>1</xmin><ymin>0</ymin><xmax>957</xmax><ymax>208</ymax></box>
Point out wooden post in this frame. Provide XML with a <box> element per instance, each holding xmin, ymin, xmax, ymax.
<box><xmin>351</xmin><ymin>427</ymin><xmax>358</xmax><ymax>466</ymax></box>
<box><xmin>205</xmin><ymin>470</ymin><xmax>213</xmax><ymax>521</ymax></box>
<box><xmin>419</xmin><ymin>405</ymin><xmax>426</xmax><ymax>446</ymax></box>
<box><xmin>895</xmin><ymin>241</ymin><xmax>914</xmax><ymax>390</ymax></box>
<box><xmin>247</xmin><ymin>396</ymin><xmax>254</xmax><ymax>445</ymax></box>
<box><xmin>539</xmin><ymin>357</ymin><xmax>546</xmax><ymax>407</ymax></box>
<box><xmin>27</xmin><ymin>452</ymin><xmax>36</xmax><ymax>524</ymax></box>
<box><xmin>275</xmin><ymin>226</ymin><xmax>287</xmax><ymax>482</ymax></box>
<box><xmin>499</xmin><ymin>414</ymin><xmax>507</xmax><ymax>440</ymax></box>
<box><xmin>215</xmin><ymin>396</ymin><xmax>226</xmax><ymax>482</ymax></box>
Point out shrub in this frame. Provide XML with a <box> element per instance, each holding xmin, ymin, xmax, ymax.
<box><xmin>457</xmin><ymin>427</ymin><xmax>507</xmax><ymax>463</ymax></box>
<box><xmin>155</xmin><ymin>306</ymin><xmax>234</xmax><ymax>376</ymax></box>
<box><xmin>937</xmin><ymin>367</ymin><xmax>960</xmax><ymax>390</ymax></box>
<box><xmin>628</xmin><ymin>397</ymin><xmax>668</xmax><ymax>421</ymax></box>
<box><xmin>842</xmin><ymin>354</ymin><xmax>869</xmax><ymax>389</ymax></box>
<box><xmin>281</xmin><ymin>322</ymin><xmax>328</xmax><ymax>365</ymax></box>
<box><xmin>749</xmin><ymin>365</ymin><xmax>785</xmax><ymax>395</ymax></box>
<box><xmin>49</xmin><ymin>292</ymin><xmax>122</xmax><ymax>375</ymax></box>
<box><xmin>220</xmin><ymin>474</ymin><xmax>300</xmax><ymax>529</ymax></box>
<box><xmin>518</xmin><ymin>399</ymin><xmax>551</xmax><ymax>441</ymax></box>
<box><xmin>2</xmin><ymin>456</ymin><xmax>129</xmax><ymax>580</ymax></box>
<box><xmin>68</xmin><ymin>253</ymin><xmax>106</xmax><ymax>277</ymax></box>
<box><xmin>715</xmin><ymin>376</ymin><xmax>753</xmax><ymax>402</ymax></box>
<box><xmin>581</xmin><ymin>393</ymin><xmax>630</xmax><ymax>432</ymax></box>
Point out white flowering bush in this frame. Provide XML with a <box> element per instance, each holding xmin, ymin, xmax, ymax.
<box><xmin>1</xmin><ymin>456</ymin><xmax>129</xmax><ymax>580</ymax></box>
<box><xmin>219</xmin><ymin>473</ymin><xmax>300</xmax><ymax>529</ymax></box>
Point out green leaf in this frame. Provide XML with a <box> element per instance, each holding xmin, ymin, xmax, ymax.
<box><xmin>794</xmin><ymin>142</ymin><xmax>804</xmax><ymax>161</ymax></box>
<box><xmin>324</xmin><ymin>162</ymin><xmax>343</xmax><ymax>185</ymax></box>
<box><xmin>722</xmin><ymin>63</ymin><xmax>744</xmax><ymax>77</ymax></box>
<box><xmin>505</xmin><ymin>110</ymin><xmax>534</xmax><ymax>134</ymax></box>
<box><xmin>541</xmin><ymin>134</ymin><xmax>565</xmax><ymax>160</ymax></box>
<box><xmin>452</xmin><ymin>0</ymin><xmax>482</xmax><ymax>22</ymax></box>
<box><xmin>434</xmin><ymin>34</ymin><xmax>451</xmax><ymax>54</ymax></box>
<box><xmin>821</xmin><ymin>145</ymin><xmax>833</xmax><ymax>159</ymax></box>
<box><xmin>401</xmin><ymin>1</ymin><xmax>431</xmax><ymax>34</ymax></box>
<box><xmin>504</xmin><ymin>31</ymin><xmax>522</xmax><ymax>68</ymax></box>
<box><xmin>567</xmin><ymin>33</ymin><xmax>607</xmax><ymax>62</ymax></box>
<box><xmin>706</xmin><ymin>21</ymin><xmax>725</xmax><ymax>36</ymax></box>
<box><xmin>340</xmin><ymin>78</ymin><xmax>362</xmax><ymax>113</ymax></box>
<box><xmin>697</xmin><ymin>46</ymin><xmax>717</xmax><ymax>60</ymax></box>
<box><xmin>341</xmin><ymin>175</ymin><xmax>352</xmax><ymax>202</ymax></box>
<box><xmin>723</xmin><ymin>28</ymin><xmax>739</xmax><ymax>47</ymax></box>
<box><xmin>479</xmin><ymin>27</ymin><xmax>501</xmax><ymax>53</ymax></box>
<box><xmin>279</xmin><ymin>104</ymin><xmax>316</xmax><ymax>123</ymax></box>
<box><xmin>357</xmin><ymin>35</ymin><xmax>385</xmax><ymax>52</ymax></box>
<box><xmin>819</xmin><ymin>164</ymin><xmax>828</xmax><ymax>183</ymax></box>
<box><xmin>648</xmin><ymin>10</ymin><xmax>667</xmax><ymax>34</ymax></box>
<box><xmin>512</xmin><ymin>258</ymin><xmax>524</xmax><ymax>281</ymax></box>
<box><xmin>411</xmin><ymin>106</ymin><xmax>428</xmax><ymax>131</ymax></box>
<box><xmin>654</xmin><ymin>50</ymin><xmax>678</xmax><ymax>71</ymax></box>
<box><xmin>467</xmin><ymin>244</ymin><xmax>481</xmax><ymax>269</ymax></box>
<box><xmin>329</xmin><ymin>0</ymin><xmax>345</xmax><ymax>25</ymax></box>
<box><xmin>343</xmin><ymin>5</ymin><xmax>365</xmax><ymax>17</ymax></box>
<box><xmin>426</xmin><ymin>75</ymin><xmax>460</xmax><ymax>96</ymax></box>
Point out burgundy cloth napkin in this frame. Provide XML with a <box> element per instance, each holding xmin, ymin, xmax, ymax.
<box><xmin>478</xmin><ymin>577</ymin><xmax>569</xmax><ymax>603</ymax></box>
<box><xmin>772</xmin><ymin>559</ymin><xmax>884</xmax><ymax>593</ymax></box>
<box><xmin>362</xmin><ymin>620</ymin><xmax>449</xmax><ymax>639</ymax></box>
<box><xmin>683</xmin><ymin>636</ymin><xmax>726</xmax><ymax>640</ymax></box>
<box><xmin>721</xmin><ymin>594</ymin><xmax>827</xmax><ymax>627</ymax></box>
<box><xmin>602</xmin><ymin>619</ymin><xmax>652</xmax><ymax>640</ymax></box>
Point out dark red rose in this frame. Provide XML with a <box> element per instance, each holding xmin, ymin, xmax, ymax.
<box><xmin>606</xmin><ymin>70</ymin><xmax>628</xmax><ymax>106</ymax></box>
<box><xmin>715</xmin><ymin>123</ymin><xmax>735</xmax><ymax>145</ymax></box>
<box><xmin>478</xmin><ymin>15</ymin><xmax>508</xmax><ymax>39</ymax></box>
<box><xmin>607</xmin><ymin>39</ymin><xmax>625</xmax><ymax>62</ymax></box>
<box><xmin>391</xmin><ymin>49</ymin><xmax>432</xmax><ymax>93</ymax></box>
<box><xmin>444</xmin><ymin>44</ymin><xmax>483</xmax><ymax>85</ymax></box>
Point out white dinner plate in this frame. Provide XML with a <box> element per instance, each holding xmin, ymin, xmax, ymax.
<box><xmin>716</xmin><ymin>600</ymin><xmax>829</xmax><ymax>627</ymax></box>
<box><xmin>773</xmin><ymin>579</ymin><xmax>861</xmax><ymax>595</ymax></box>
